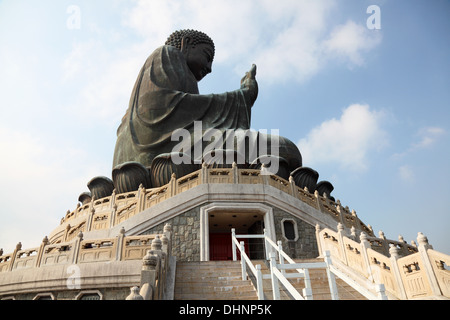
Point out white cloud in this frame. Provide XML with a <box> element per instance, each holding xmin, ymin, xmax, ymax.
<box><xmin>120</xmin><ymin>0</ymin><xmax>381</xmax><ymax>84</ymax></box>
<box><xmin>297</xmin><ymin>104</ymin><xmax>388</xmax><ymax>172</ymax></box>
<box><xmin>398</xmin><ymin>165</ymin><xmax>415</xmax><ymax>182</ymax></box>
<box><xmin>392</xmin><ymin>126</ymin><xmax>446</xmax><ymax>160</ymax></box>
<box><xmin>0</xmin><ymin>127</ymin><xmax>110</xmax><ymax>253</ymax></box>
<box><xmin>323</xmin><ymin>20</ymin><xmax>382</xmax><ymax>67</ymax></box>
<box><xmin>412</xmin><ymin>126</ymin><xmax>445</xmax><ymax>149</ymax></box>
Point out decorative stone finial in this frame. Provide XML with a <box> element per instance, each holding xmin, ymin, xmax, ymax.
<box><xmin>350</xmin><ymin>226</ymin><xmax>356</xmax><ymax>238</ymax></box>
<box><xmin>42</xmin><ymin>236</ymin><xmax>49</xmax><ymax>245</ymax></box>
<box><xmin>151</xmin><ymin>235</ymin><xmax>162</xmax><ymax>251</ymax></box>
<box><xmin>389</xmin><ymin>244</ymin><xmax>400</xmax><ymax>258</ymax></box>
<box><xmin>142</xmin><ymin>250</ymin><xmax>158</xmax><ymax>268</ymax></box>
<box><xmin>125</xmin><ymin>286</ymin><xmax>143</xmax><ymax>300</ymax></box>
<box><xmin>417</xmin><ymin>232</ymin><xmax>430</xmax><ymax>247</ymax></box>
<box><xmin>163</xmin><ymin>223</ymin><xmax>172</xmax><ymax>232</ymax></box>
<box><xmin>360</xmin><ymin>232</ymin><xmax>368</xmax><ymax>242</ymax></box>
<box><xmin>120</xmin><ymin>227</ymin><xmax>126</xmax><ymax>235</ymax></box>
<box><xmin>378</xmin><ymin>230</ymin><xmax>386</xmax><ymax>239</ymax></box>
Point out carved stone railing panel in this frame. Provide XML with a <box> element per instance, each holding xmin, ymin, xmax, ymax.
<box><xmin>78</xmin><ymin>239</ymin><xmax>117</xmax><ymax>263</ymax></box>
<box><xmin>122</xmin><ymin>235</ymin><xmax>156</xmax><ymax>261</ymax></box>
<box><xmin>12</xmin><ymin>248</ymin><xmax>39</xmax><ymax>270</ymax></box>
<box><xmin>40</xmin><ymin>243</ymin><xmax>73</xmax><ymax>267</ymax></box>
<box><xmin>366</xmin><ymin>248</ymin><xmax>398</xmax><ymax>296</ymax></box>
<box><xmin>427</xmin><ymin>249</ymin><xmax>450</xmax><ymax>297</ymax></box>
<box><xmin>397</xmin><ymin>252</ymin><xmax>433</xmax><ymax>299</ymax></box>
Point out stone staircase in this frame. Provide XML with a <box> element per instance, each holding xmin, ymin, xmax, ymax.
<box><xmin>174</xmin><ymin>261</ymin><xmax>258</xmax><ymax>300</ymax></box>
<box><xmin>174</xmin><ymin>259</ymin><xmax>366</xmax><ymax>300</ymax></box>
<box><xmin>255</xmin><ymin>258</ymin><xmax>367</xmax><ymax>300</ymax></box>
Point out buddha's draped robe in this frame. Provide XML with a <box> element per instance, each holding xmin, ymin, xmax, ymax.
<box><xmin>113</xmin><ymin>45</ymin><xmax>301</xmax><ymax>170</ymax></box>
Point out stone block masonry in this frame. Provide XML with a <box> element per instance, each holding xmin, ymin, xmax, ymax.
<box><xmin>143</xmin><ymin>207</ymin><xmax>201</xmax><ymax>261</ymax></box>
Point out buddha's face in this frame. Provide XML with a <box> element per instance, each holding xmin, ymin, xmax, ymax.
<box><xmin>182</xmin><ymin>41</ymin><xmax>214</xmax><ymax>81</ymax></box>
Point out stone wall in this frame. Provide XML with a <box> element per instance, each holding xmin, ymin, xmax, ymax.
<box><xmin>143</xmin><ymin>207</ymin><xmax>201</xmax><ymax>262</ymax></box>
<box><xmin>273</xmin><ymin>208</ymin><xmax>319</xmax><ymax>259</ymax></box>
<box><xmin>140</xmin><ymin>204</ymin><xmax>318</xmax><ymax>262</ymax></box>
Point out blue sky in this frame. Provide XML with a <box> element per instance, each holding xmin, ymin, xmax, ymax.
<box><xmin>0</xmin><ymin>0</ymin><xmax>449</xmax><ymax>255</ymax></box>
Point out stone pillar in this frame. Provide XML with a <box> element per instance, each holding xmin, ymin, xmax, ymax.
<box><xmin>416</xmin><ymin>232</ymin><xmax>442</xmax><ymax>297</ymax></box>
<box><xmin>388</xmin><ymin>244</ymin><xmax>407</xmax><ymax>300</ymax></box>
<box><xmin>72</xmin><ymin>231</ymin><xmax>83</xmax><ymax>264</ymax></box>
<box><xmin>337</xmin><ymin>223</ymin><xmax>348</xmax><ymax>265</ymax></box>
<box><xmin>8</xmin><ymin>242</ymin><xmax>22</xmax><ymax>271</ymax></box>
<box><xmin>140</xmin><ymin>250</ymin><xmax>159</xmax><ymax>300</ymax></box>
<box><xmin>116</xmin><ymin>227</ymin><xmax>125</xmax><ymax>261</ymax></box>
<box><xmin>35</xmin><ymin>236</ymin><xmax>49</xmax><ymax>268</ymax></box>
<box><xmin>359</xmin><ymin>232</ymin><xmax>373</xmax><ymax>279</ymax></box>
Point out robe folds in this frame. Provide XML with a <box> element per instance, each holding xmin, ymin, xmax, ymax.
<box><xmin>113</xmin><ymin>45</ymin><xmax>301</xmax><ymax>170</ymax></box>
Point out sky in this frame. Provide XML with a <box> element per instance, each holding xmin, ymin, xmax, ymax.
<box><xmin>0</xmin><ymin>0</ymin><xmax>449</xmax><ymax>255</ymax></box>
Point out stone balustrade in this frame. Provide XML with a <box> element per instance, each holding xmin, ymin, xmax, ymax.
<box><xmin>316</xmin><ymin>224</ymin><xmax>450</xmax><ymax>300</ymax></box>
<box><xmin>52</xmin><ymin>164</ymin><xmax>374</xmax><ymax>245</ymax></box>
<box><xmin>0</xmin><ymin>224</ymin><xmax>172</xmax><ymax>278</ymax></box>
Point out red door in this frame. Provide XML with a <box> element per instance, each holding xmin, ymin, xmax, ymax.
<box><xmin>209</xmin><ymin>233</ymin><xmax>249</xmax><ymax>260</ymax></box>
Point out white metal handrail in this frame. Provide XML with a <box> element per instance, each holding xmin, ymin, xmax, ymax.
<box><xmin>230</xmin><ymin>228</ymin><xmax>387</xmax><ymax>300</ymax></box>
<box><xmin>231</xmin><ymin>231</ymin><xmax>264</xmax><ymax>300</ymax></box>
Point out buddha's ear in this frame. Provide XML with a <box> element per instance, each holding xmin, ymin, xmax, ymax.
<box><xmin>180</xmin><ymin>36</ymin><xmax>192</xmax><ymax>54</ymax></box>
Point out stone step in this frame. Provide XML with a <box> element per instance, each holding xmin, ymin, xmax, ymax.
<box><xmin>174</xmin><ymin>261</ymin><xmax>258</xmax><ymax>300</ymax></box>
<box><xmin>254</xmin><ymin>258</ymin><xmax>367</xmax><ymax>300</ymax></box>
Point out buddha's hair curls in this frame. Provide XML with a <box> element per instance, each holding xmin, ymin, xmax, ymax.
<box><xmin>165</xmin><ymin>29</ymin><xmax>215</xmax><ymax>59</ymax></box>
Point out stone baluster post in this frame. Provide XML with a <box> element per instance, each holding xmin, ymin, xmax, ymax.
<box><xmin>137</xmin><ymin>183</ymin><xmax>146</xmax><ymax>212</ymax></box>
<box><xmin>388</xmin><ymin>244</ymin><xmax>407</xmax><ymax>300</ymax></box>
<box><xmin>8</xmin><ymin>242</ymin><xmax>22</xmax><ymax>271</ymax></box>
<box><xmin>232</xmin><ymin>162</ymin><xmax>239</xmax><ymax>183</ymax></box>
<box><xmin>86</xmin><ymin>206</ymin><xmax>95</xmax><ymax>232</ymax></box>
<box><xmin>140</xmin><ymin>250</ymin><xmax>159</xmax><ymax>300</ymax></box>
<box><xmin>151</xmin><ymin>236</ymin><xmax>165</xmax><ymax>299</ymax></box>
<box><xmin>116</xmin><ymin>227</ymin><xmax>125</xmax><ymax>261</ymax></box>
<box><xmin>169</xmin><ymin>173</ymin><xmax>177</xmax><ymax>196</ymax></box>
<box><xmin>359</xmin><ymin>232</ymin><xmax>373</xmax><ymax>279</ymax></box>
<box><xmin>289</xmin><ymin>176</ymin><xmax>297</xmax><ymax>197</ymax></box>
<box><xmin>35</xmin><ymin>236</ymin><xmax>49</xmax><ymax>268</ymax></box>
<box><xmin>315</xmin><ymin>224</ymin><xmax>323</xmax><ymax>257</ymax></box>
<box><xmin>163</xmin><ymin>223</ymin><xmax>172</xmax><ymax>257</ymax></box>
<box><xmin>201</xmin><ymin>161</ymin><xmax>208</xmax><ymax>184</ymax></box>
<box><xmin>416</xmin><ymin>232</ymin><xmax>442</xmax><ymax>297</ymax></box>
<box><xmin>337</xmin><ymin>223</ymin><xmax>348</xmax><ymax>265</ymax></box>
<box><xmin>72</xmin><ymin>231</ymin><xmax>83</xmax><ymax>264</ymax></box>
<box><xmin>109</xmin><ymin>189</ymin><xmax>117</xmax><ymax>228</ymax></box>
<box><xmin>336</xmin><ymin>200</ymin><xmax>345</xmax><ymax>226</ymax></box>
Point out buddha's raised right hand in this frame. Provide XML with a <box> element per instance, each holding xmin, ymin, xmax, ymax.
<box><xmin>240</xmin><ymin>64</ymin><xmax>258</xmax><ymax>106</ymax></box>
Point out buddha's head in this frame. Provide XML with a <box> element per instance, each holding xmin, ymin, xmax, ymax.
<box><xmin>165</xmin><ymin>29</ymin><xmax>215</xmax><ymax>81</ymax></box>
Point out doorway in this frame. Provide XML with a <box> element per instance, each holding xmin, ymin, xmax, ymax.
<box><xmin>208</xmin><ymin>211</ymin><xmax>263</xmax><ymax>261</ymax></box>
<box><xmin>200</xmin><ymin>203</ymin><xmax>276</xmax><ymax>262</ymax></box>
